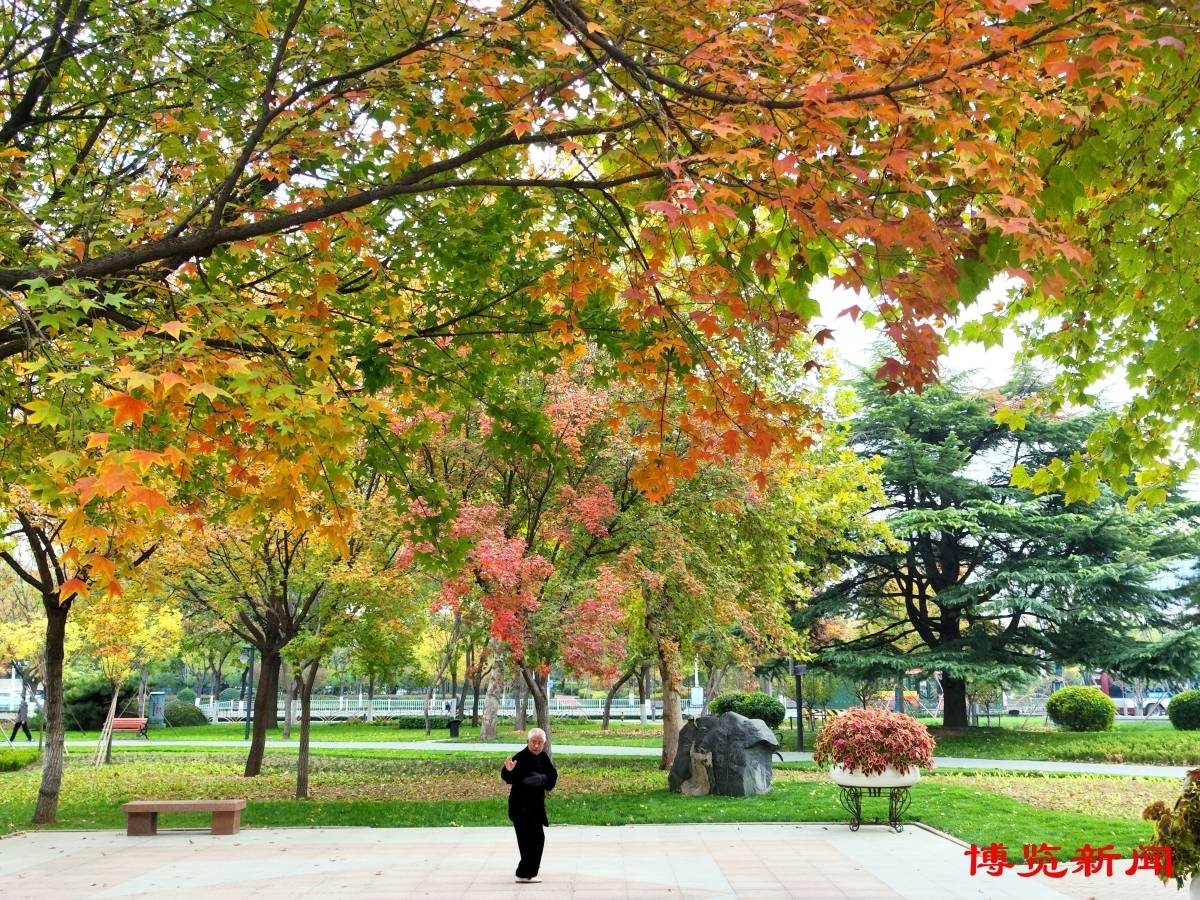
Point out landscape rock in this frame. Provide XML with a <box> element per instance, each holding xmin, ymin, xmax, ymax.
<box><xmin>668</xmin><ymin>711</ymin><xmax>780</xmax><ymax>797</ymax></box>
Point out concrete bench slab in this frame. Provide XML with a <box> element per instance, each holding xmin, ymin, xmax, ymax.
<box><xmin>121</xmin><ymin>798</ymin><xmax>246</xmax><ymax>836</ymax></box>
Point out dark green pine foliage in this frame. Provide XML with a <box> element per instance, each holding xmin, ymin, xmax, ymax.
<box><xmin>801</xmin><ymin>372</ymin><xmax>1200</xmax><ymax>727</ymax></box>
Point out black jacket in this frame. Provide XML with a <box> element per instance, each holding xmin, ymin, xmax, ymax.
<box><xmin>501</xmin><ymin>746</ymin><xmax>558</xmax><ymax>825</ymax></box>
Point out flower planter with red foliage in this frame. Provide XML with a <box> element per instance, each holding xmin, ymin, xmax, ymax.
<box><xmin>814</xmin><ymin>707</ymin><xmax>936</xmax><ymax>785</ymax></box>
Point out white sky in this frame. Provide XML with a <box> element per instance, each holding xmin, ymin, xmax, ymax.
<box><xmin>811</xmin><ymin>277</ymin><xmax>1132</xmax><ymax>402</ymax></box>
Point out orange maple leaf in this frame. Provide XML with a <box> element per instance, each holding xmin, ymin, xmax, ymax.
<box><xmin>158</xmin><ymin>320</ymin><xmax>189</xmax><ymax>339</ymax></box>
<box><xmin>126</xmin><ymin>449</ymin><xmax>164</xmax><ymax>471</ymax></box>
<box><xmin>127</xmin><ymin>485</ymin><xmax>170</xmax><ymax>513</ymax></box>
<box><xmin>101</xmin><ymin>392</ymin><xmax>150</xmax><ymax>427</ymax></box>
<box><xmin>58</xmin><ymin>577</ymin><xmax>88</xmax><ymax>602</ymax></box>
<box><xmin>95</xmin><ymin>465</ymin><xmax>138</xmax><ymax>496</ymax></box>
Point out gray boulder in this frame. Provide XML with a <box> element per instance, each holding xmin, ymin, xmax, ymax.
<box><xmin>667</xmin><ymin>711</ymin><xmax>780</xmax><ymax>797</ymax></box>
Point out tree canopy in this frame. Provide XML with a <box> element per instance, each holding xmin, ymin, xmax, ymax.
<box><xmin>801</xmin><ymin>374</ymin><xmax>1200</xmax><ymax>727</ymax></box>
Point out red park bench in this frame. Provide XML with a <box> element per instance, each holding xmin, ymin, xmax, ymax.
<box><xmin>111</xmin><ymin>717</ymin><xmax>148</xmax><ymax>738</ymax></box>
<box><xmin>122</xmin><ymin>799</ymin><xmax>246</xmax><ymax>835</ymax></box>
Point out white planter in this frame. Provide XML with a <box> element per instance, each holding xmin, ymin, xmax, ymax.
<box><xmin>830</xmin><ymin>763</ymin><xmax>920</xmax><ymax>788</ymax></box>
<box><xmin>1190</xmin><ymin>876</ymin><xmax>1200</xmax><ymax>900</ymax></box>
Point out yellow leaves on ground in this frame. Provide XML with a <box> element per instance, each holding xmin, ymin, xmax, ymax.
<box><xmin>935</xmin><ymin>772</ymin><xmax>1172</xmax><ymax>822</ymax></box>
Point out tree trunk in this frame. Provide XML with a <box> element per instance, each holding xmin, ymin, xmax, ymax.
<box><xmin>479</xmin><ymin>641</ymin><xmax>503</xmax><ymax>740</ymax></box>
<box><xmin>703</xmin><ymin>664</ymin><xmax>728</xmax><ymax>712</ymax></box>
<box><xmin>244</xmin><ymin>647</ymin><xmax>281</xmax><ymax>777</ymax></box>
<box><xmin>514</xmin><ymin>674</ymin><xmax>527</xmax><ymax>732</ymax></box>
<box><xmin>657</xmin><ymin>640</ymin><xmax>683</xmax><ymax>770</ymax></box>
<box><xmin>281</xmin><ymin>666</ymin><xmax>295</xmax><ymax>740</ymax></box>
<box><xmin>295</xmin><ymin>662</ymin><xmax>320</xmax><ymax>800</ymax></box>
<box><xmin>601</xmin><ymin>667</ymin><xmax>636</xmax><ymax>730</ymax></box>
<box><xmin>366</xmin><ymin>674</ymin><xmax>375</xmax><ymax>724</ymax></box>
<box><xmin>942</xmin><ymin>674</ymin><xmax>969</xmax><ymax>728</ymax></box>
<box><xmin>422</xmin><ymin>681</ymin><xmax>435</xmax><ymax>734</ymax></box>
<box><xmin>521</xmin><ymin>665</ymin><xmax>550</xmax><ymax>752</ymax></box>
<box><xmin>33</xmin><ymin>599</ymin><xmax>69</xmax><ymax>824</ymax></box>
<box><xmin>96</xmin><ymin>684</ymin><xmax>120</xmax><ymax>766</ymax></box>
<box><xmin>638</xmin><ymin>664</ymin><xmax>651</xmax><ymax>724</ymax></box>
<box><xmin>424</xmin><ymin>615</ymin><xmax>461</xmax><ymax>734</ymax></box>
<box><xmin>262</xmin><ymin>654</ymin><xmax>281</xmax><ymax>728</ymax></box>
<box><xmin>470</xmin><ymin>665</ymin><xmax>483</xmax><ymax>727</ymax></box>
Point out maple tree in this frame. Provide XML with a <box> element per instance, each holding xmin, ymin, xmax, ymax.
<box><xmin>2</xmin><ymin>0</ymin><xmax>1195</xmax><ymax>822</ymax></box>
<box><xmin>390</xmin><ymin>367</ymin><xmax>631</xmax><ymax>747</ymax></box>
<box><xmin>955</xmin><ymin>34</ymin><xmax>1200</xmax><ymax>502</ymax></box>
<box><xmin>75</xmin><ymin>586</ymin><xmax>181</xmax><ymax>764</ymax></box>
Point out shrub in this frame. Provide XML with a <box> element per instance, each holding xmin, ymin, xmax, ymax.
<box><xmin>1169</xmin><ymin>690</ymin><xmax>1200</xmax><ymax>731</ymax></box>
<box><xmin>164</xmin><ymin>700</ymin><xmax>208</xmax><ymax>727</ymax></box>
<box><xmin>710</xmin><ymin>691</ymin><xmax>786</xmax><ymax>728</ymax></box>
<box><xmin>1046</xmin><ymin>686</ymin><xmax>1115</xmax><ymax>732</ymax></box>
<box><xmin>368</xmin><ymin>715</ymin><xmax>457</xmax><ymax>729</ymax></box>
<box><xmin>218</xmin><ymin>687</ymin><xmax>240</xmax><ymax>701</ymax></box>
<box><xmin>64</xmin><ymin>674</ymin><xmax>138</xmax><ymax>731</ymax></box>
<box><xmin>0</xmin><ymin>748</ymin><xmax>38</xmax><ymax>772</ymax></box>
<box><xmin>174</xmin><ymin>688</ymin><xmax>196</xmax><ymax>704</ymax></box>
<box><xmin>813</xmin><ymin>707</ymin><xmax>936</xmax><ymax>775</ymax></box>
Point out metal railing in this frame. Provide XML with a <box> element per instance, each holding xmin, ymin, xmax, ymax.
<box><xmin>197</xmin><ymin>695</ymin><xmax>665</xmax><ymax>723</ymax></box>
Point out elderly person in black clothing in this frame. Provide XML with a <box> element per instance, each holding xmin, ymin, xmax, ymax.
<box><xmin>501</xmin><ymin>727</ymin><xmax>558</xmax><ymax>883</ymax></box>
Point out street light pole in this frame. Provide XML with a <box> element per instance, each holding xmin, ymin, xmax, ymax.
<box><xmin>792</xmin><ymin>661</ymin><xmax>807</xmax><ymax>753</ymax></box>
<box><xmin>243</xmin><ymin>647</ymin><xmax>255</xmax><ymax>742</ymax></box>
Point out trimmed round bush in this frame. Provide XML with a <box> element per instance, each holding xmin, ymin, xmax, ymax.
<box><xmin>1168</xmin><ymin>690</ymin><xmax>1200</xmax><ymax>731</ymax></box>
<box><xmin>218</xmin><ymin>687</ymin><xmax>240</xmax><ymax>701</ymax></box>
<box><xmin>710</xmin><ymin>691</ymin><xmax>786</xmax><ymax>728</ymax></box>
<box><xmin>164</xmin><ymin>699</ymin><xmax>208</xmax><ymax>727</ymax></box>
<box><xmin>1046</xmin><ymin>686</ymin><xmax>1115</xmax><ymax>732</ymax></box>
<box><xmin>174</xmin><ymin>687</ymin><xmax>196</xmax><ymax>704</ymax></box>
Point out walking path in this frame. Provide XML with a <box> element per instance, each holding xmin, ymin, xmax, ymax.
<box><xmin>62</xmin><ymin>738</ymin><xmax>1192</xmax><ymax>779</ymax></box>
<box><xmin>0</xmin><ymin>821</ymin><xmax>1178</xmax><ymax>899</ymax></box>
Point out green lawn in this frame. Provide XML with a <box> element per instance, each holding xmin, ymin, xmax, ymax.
<box><xmin>0</xmin><ymin>750</ymin><xmax>1167</xmax><ymax>860</ymax></box>
<box><xmin>58</xmin><ymin>718</ymin><xmax>665</xmax><ymax>746</ymax></box>
<box><xmin>61</xmin><ymin>721</ymin><xmax>452</xmax><ymax>743</ymax></box>
<box><xmin>35</xmin><ymin>715</ymin><xmax>1200</xmax><ymax>766</ymax></box>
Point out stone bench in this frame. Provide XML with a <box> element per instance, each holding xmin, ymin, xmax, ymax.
<box><xmin>122</xmin><ymin>799</ymin><xmax>246</xmax><ymax>835</ymax></box>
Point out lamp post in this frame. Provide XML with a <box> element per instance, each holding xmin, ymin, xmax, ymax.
<box><xmin>792</xmin><ymin>661</ymin><xmax>807</xmax><ymax>753</ymax></box>
<box><xmin>241</xmin><ymin>647</ymin><xmax>255</xmax><ymax>741</ymax></box>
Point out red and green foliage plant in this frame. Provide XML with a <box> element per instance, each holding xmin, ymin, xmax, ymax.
<box><xmin>813</xmin><ymin>708</ymin><xmax>936</xmax><ymax>776</ymax></box>
<box><xmin>1143</xmin><ymin>770</ymin><xmax>1200</xmax><ymax>887</ymax></box>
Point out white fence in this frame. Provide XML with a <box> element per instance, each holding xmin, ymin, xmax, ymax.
<box><xmin>199</xmin><ymin>695</ymin><xmax>665</xmax><ymax>723</ymax></box>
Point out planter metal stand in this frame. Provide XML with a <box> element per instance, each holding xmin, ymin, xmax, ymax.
<box><xmin>836</xmin><ymin>784</ymin><xmax>911</xmax><ymax>832</ymax></box>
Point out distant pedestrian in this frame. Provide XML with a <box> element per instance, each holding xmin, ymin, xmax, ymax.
<box><xmin>9</xmin><ymin>696</ymin><xmax>31</xmax><ymax>742</ymax></box>
<box><xmin>501</xmin><ymin>727</ymin><xmax>557</xmax><ymax>883</ymax></box>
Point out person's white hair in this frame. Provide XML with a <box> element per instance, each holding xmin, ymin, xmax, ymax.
<box><xmin>527</xmin><ymin>728</ymin><xmax>547</xmax><ymax>741</ymax></box>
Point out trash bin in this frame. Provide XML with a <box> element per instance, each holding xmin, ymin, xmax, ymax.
<box><xmin>448</xmin><ymin>718</ymin><xmax>462</xmax><ymax>738</ymax></box>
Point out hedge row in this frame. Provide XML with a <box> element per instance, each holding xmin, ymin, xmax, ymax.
<box><xmin>0</xmin><ymin>748</ymin><xmax>38</xmax><ymax>772</ymax></box>
<box><xmin>710</xmin><ymin>691</ymin><xmax>787</xmax><ymax>728</ymax></box>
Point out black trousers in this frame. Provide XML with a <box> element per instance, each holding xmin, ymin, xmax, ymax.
<box><xmin>513</xmin><ymin>817</ymin><xmax>545</xmax><ymax>878</ymax></box>
<box><xmin>9</xmin><ymin>720</ymin><xmax>30</xmax><ymax>742</ymax></box>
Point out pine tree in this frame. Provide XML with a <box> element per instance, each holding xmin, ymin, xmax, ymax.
<box><xmin>801</xmin><ymin>374</ymin><xmax>1200</xmax><ymax>728</ymax></box>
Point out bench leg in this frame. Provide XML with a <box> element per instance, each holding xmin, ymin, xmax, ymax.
<box><xmin>211</xmin><ymin>810</ymin><xmax>241</xmax><ymax>835</ymax></box>
<box><xmin>127</xmin><ymin>812</ymin><xmax>157</xmax><ymax>836</ymax></box>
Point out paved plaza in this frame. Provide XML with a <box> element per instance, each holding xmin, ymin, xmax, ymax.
<box><xmin>0</xmin><ymin>822</ymin><xmax>1181</xmax><ymax>899</ymax></box>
